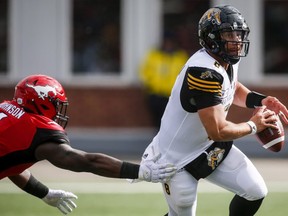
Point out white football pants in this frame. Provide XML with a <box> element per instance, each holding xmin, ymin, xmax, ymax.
<box><xmin>162</xmin><ymin>145</ymin><xmax>268</xmax><ymax>216</ymax></box>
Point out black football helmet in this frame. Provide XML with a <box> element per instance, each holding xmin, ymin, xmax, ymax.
<box><xmin>198</xmin><ymin>5</ymin><xmax>250</xmax><ymax>64</ymax></box>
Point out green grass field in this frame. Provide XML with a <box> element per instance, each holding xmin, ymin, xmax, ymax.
<box><xmin>0</xmin><ymin>192</ymin><xmax>287</xmax><ymax>216</ymax></box>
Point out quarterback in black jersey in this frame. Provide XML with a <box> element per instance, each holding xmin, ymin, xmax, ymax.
<box><xmin>0</xmin><ymin>74</ymin><xmax>177</xmax><ymax>214</ymax></box>
<box><xmin>139</xmin><ymin>5</ymin><xmax>288</xmax><ymax>216</ymax></box>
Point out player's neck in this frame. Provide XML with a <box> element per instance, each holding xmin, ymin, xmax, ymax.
<box><xmin>207</xmin><ymin>51</ymin><xmax>229</xmax><ymax>70</ymax></box>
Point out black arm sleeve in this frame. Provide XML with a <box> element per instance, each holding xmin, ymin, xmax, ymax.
<box><xmin>22</xmin><ymin>175</ymin><xmax>49</xmax><ymax>198</ymax></box>
<box><xmin>246</xmin><ymin>91</ymin><xmax>267</xmax><ymax>108</ymax></box>
<box><xmin>120</xmin><ymin>162</ymin><xmax>139</xmax><ymax>179</ymax></box>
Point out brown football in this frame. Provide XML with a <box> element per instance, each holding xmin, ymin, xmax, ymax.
<box><xmin>254</xmin><ymin>112</ymin><xmax>285</xmax><ymax>152</ymax></box>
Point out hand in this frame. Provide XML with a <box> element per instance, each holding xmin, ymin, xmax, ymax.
<box><xmin>138</xmin><ymin>153</ymin><xmax>177</xmax><ymax>183</ymax></box>
<box><xmin>262</xmin><ymin>96</ymin><xmax>288</xmax><ymax>124</ymax></box>
<box><xmin>42</xmin><ymin>189</ymin><xmax>78</xmax><ymax>214</ymax></box>
<box><xmin>250</xmin><ymin>106</ymin><xmax>278</xmax><ymax>132</ymax></box>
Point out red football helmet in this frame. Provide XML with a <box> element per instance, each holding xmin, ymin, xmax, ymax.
<box><xmin>13</xmin><ymin>74</ymin><xmax>69</xmax><ymax>128</ymax></box>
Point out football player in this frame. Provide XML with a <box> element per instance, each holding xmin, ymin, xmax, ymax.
<box><xmin>139</xmin><ymin>5</ymin><xmax>288</xmax><ymax>216</ymax></box>
<box><xmin>0</xmin><ymin>74</ymin><xmax>177</xmax><ymax>214</ymax></box>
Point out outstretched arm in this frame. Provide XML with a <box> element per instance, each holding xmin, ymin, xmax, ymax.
<box><xmin>8</xmin><ymin>170</ymin><xmax>77</xmax><ymax>214</ymax></box>
<box><xmin>35</xmin><ymin>143</ymin><xmax>176</xmax><ymax>182</ymax></box>
<box><xmin>36</xmin><ymin>143</ymin><xmax>127</xmax><ymax>177</ymax></box>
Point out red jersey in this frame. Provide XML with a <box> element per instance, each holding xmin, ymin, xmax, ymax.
<box><xmin>0</xmin><ymin>100</ymin><xmax>69</xmax><ymax>179</ymax></box>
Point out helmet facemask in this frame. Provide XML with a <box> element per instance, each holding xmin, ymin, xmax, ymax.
<box><xmin>53</xmin><ymin>98</ymin><xmax>69</xmax><ymax>129</ymax></box>
<box><xmin>218</xmin><ymin>29</ymin><xmax>250</xmax><ymax>64</ymax></box>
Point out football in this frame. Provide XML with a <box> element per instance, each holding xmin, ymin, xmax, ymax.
<box><xmin>254</xmin><ymin>111</ymin><xmax>285</xmax><ymax>152</ymax></box>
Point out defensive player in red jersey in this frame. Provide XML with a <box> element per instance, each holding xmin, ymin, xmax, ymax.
<box><xmin>0</xmin><ymin>74</ymin><xmax>177</xmax><ymax>214</ymax></box>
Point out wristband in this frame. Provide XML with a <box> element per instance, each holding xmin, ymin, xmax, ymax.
<box><xmin>247</xmin><ymin>121</ymin><xmax>257</xmax><ymax>135</ymax></box>
<box><xmin>246</xmin><ymin>91</ymin><xmax>267</xmax><ymax>108</ymax></box>
<box><xmin>22</xmin><ymin>175</ymin><xmax>49</xmax><ymax>199</ymax></box>
<box><xmin>120</xmin><ymin>162</ymin><xmax>139</xmax><ymax>179</ymax></box>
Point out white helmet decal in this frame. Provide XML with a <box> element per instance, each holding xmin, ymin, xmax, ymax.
<box><xmin>26</xmin><ymin>83</ymin><xmax>57</xmax><ymax>100</ymax></box>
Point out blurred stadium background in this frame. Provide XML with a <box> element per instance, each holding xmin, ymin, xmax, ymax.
<box><xmin>0</xmin><ymin>1</ymin><xmax>288</xmax><ymax>215</ymax></box>
<box><xmin>0</xmin><ymin>0</ymin><xmax>288</xmax><ymax>208</ymax></box>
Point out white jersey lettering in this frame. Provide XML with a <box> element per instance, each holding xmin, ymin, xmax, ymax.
<box><xmin>0</xmin><ymin>103</ymin><xmax>26</xmax><ymax>119</ymax></box>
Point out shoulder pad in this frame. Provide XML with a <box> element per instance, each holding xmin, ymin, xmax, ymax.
<box><xmin>185</xmin><ymin>67</ymin><xmax>223</xmax><ymax>94</ymax></box>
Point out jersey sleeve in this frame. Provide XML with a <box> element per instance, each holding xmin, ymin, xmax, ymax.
<box><xmin>180</xmin><ymin>66</ymin><xmax>224</xmax><ymax>112</ymax></box>
<box><xmin>34</xmin><ymin>128</ymin><xmax>70</xmax><ymax>145</ymax></box>
<box><xmin>29</xmin><ymin>128</ymin><xmax>70</xmax><ymax>159</ymax></box>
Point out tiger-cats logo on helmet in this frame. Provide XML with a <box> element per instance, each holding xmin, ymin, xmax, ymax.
<box><xmin>26</xmin><ymin>83</ymin><xmax>57</xmax><ymax>100</ymax></box>
<box><xmin>205</xmin><ymin>8</ymin><xmax>221</xmax><ymax>25</ymax></box>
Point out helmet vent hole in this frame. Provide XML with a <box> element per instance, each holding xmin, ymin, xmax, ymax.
<box><xmin>33</xmin><ymin>79</ymin><xmax>39</xmax><ymax>85</ymax></box>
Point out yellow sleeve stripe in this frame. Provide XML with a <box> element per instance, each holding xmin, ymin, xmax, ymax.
<box><xmin>188</xmin><ymin>83</ymin><xmax>222</xmax><ymax>93</ymax></box>
<box><xmin>188</xmin><ymin>73</ymin><xmax>219</xmax><ymax>85</ymax></box>
<box><xmin>187</xmin><ymin>77</ymin><xmax>220</xmax><ymax>89</ymax></box>
<box><xmin>187</xmin><ymin>74</ymin><xmax>222</xmax><ymax>93</ymax></box>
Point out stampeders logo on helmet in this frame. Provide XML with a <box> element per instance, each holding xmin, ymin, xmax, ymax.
<box><xmin>26</xmin><ymin>83</ymin><xmax>57</xmax><ymax>100</ymax></box>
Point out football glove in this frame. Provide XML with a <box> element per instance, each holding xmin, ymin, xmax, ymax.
<box><xmin>42</xmin><ymin>189</ymin><xmax>78</xmax><ymax>214</ymax></box>
<box><xmin>138</xmin><ymin>153</ymin><xmax>177</xmax><ymax>183</ymax></box>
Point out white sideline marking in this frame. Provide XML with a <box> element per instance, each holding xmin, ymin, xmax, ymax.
<box><xmin>1</xmin><ymin>181</ymin><xmax>288</xmax><ymax>194</ymax></box>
